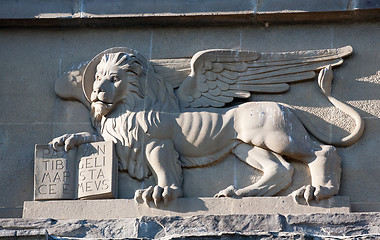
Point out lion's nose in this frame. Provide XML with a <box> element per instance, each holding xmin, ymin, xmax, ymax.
<box><xmin>91</xmin><ymin>88</ymin><xmax>103</xmax><ymax>102</ymax></box>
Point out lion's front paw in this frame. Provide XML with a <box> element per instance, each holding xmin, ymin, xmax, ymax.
<box><xmin>291</xmin><ymin>185</ymin><xmax>338</xmax><ymax>204</ymax></box>
<box><xmin>134</xmin><ymin>185</ymin><xmax>182</xmax><ymax>207</ymax></box>
<box><xmin>214</xmin><ymin>185</ymin><xmax>238</xmax><ymax>198</ymax></box>
<box><xmin>49</xmin><ymin>132</ymin><xmax>101</xmax><ymax>152</ymax></box>
<box><xmin>50</xmin><ymin>134</ymin><xmax>84</xmax><ymax>152</ymax></box>
<box><xmin>50</xmin><ymin>134</ymin><xmax>75</xmax><ymax>151</ymax></box>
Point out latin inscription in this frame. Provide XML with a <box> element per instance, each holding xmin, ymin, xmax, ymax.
<box><xmin>77</xmin><ymin>144</ymin><xmax>111</xmax><ymax>197</ymax></box>
<box><xmin>34</xmin><ymin>145</ymin><xmax>75</xmax><ymax>200</ymax></box>
<box><xmin>76</xmin><ymin>142</ymin><xmax>117</xmax><ymax>199</ymax></box>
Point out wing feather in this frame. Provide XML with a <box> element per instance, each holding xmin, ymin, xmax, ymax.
<box><xmin>221</xmin><ymin>90</ymin><xmax>250</xmax><ymax>98</ymax></box>
<box><xmin>238</xmin><ymin>71</ymin><xmax>316</xmax><ymax>85</ymax></box>
<box><xmin>216</xmin><ymin>79</ymin><xmax>229</xmax><ymax>90</ymax></box>
<box><xmin>229</xmin><ymin>83</ymin><xmax>290</xmax><ymax>93</ymax></box>
<box><xmin>191</xmin><ymin>95</ymin><xmax>225</xmax><ymax>108</ymax></box>
<box><xmin>241</xmin><ymin>59</ymin><xmax>343</xmax><ymax>78</ymax></box>
<box><xmin>172</xmin><ymin>46</ymin><xmax>353</xmax><ymax>108</ymax></box>
<box><xmin>216</xmin><ymin>74</ymin><xmax>237</xmax><ymax>84</ymax></box>
<box><xmin>209</xmin><ymin>87</ymin><xmax>222</xmax><ymax>96</ymax></box>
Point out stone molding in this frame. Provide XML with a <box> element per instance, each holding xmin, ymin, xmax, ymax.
<box><xmin>1</xmin><ymin>0</ymin><xmax>380</xmax><ymax>27</ymax></box>
<box><xmin>23</xmin><ymin>197</ymin><xmax>350</xmax><ymax>219</ymax></box>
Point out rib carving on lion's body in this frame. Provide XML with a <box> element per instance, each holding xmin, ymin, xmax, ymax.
<box><xmin>51</xmin><ymin>46</ymin><xmax>364</xmax><ymax>206</ymax></box>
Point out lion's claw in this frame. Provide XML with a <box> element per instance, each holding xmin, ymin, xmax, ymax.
<box><xmin>292</xmin><ymin>185</ymin><xmax>316</xmax><ymax>205</ymax></box>
<box><xmin>292</xmin><ymin>184</ymin><xmax>338</xmax><ymax>205</ymax></box>
<box><xmin>214</xmin><ymin>185</ymin><xmax>237</xmax><ymax>198</ymax></box>
<box><xmin>134</xmin><ymin>185</ymin><xmax>182</xmax><ymax>207</ymax></box>
<box><xmin>50</xmin><ymin>134</ymin><xmax>69</xmax><ymax>151</ymax></box>
<box><xmin>142</xmin><ymin>186</ymin><xmax>153</xmax><ymax>206</ymax></box>
<box><xmin>152</xmin><ymin>186</ymin><xmax>164</xmax><ymax>207</ymax></box>
<box><xmin>50</xmin><ymin>133</ymin><xmax>80</xmax><ymax>152</ymax></box>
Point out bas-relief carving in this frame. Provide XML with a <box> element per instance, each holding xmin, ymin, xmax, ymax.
<box><xmin>51</xmin><ymin>46</ymin><xmax>364</xmax><ymax>206</ymax></box>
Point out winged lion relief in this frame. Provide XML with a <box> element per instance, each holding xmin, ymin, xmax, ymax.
<box><xmin>51</xmin><ymin>46</ymin><xmax>364</xmax><ymax>206</ymax></box>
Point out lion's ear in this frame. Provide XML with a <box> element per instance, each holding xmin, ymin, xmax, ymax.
<box><xmin>125</xmin><ymin>55</ymin><xmax>144</xmax><ymax>75</ymax></box>
<box><xmin>128</xmin><ymin>62</ymin><xmax>143</xmax><ymax>75</ymax></box>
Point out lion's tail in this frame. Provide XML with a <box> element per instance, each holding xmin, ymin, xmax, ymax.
<box><xmin>295</xmin><ymin>65</ymin><xmax>364</xmax><ymax>147</ymax></box>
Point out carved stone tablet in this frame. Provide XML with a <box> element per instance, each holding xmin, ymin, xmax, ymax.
<box><xmin>34</xmin><ymin>145</ymin><xmax>76</xmax><ymax>200</ymax></box>
<box><xmin>77</xmin><ymin>141</ymin><xmax>118</xmax><ymax>199</ymax></box>
<box><xmin>34</xmin><ymin>141</ymin><xmax>117</xmax><ymax>200</ymax></box>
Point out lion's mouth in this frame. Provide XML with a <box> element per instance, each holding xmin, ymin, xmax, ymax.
<box><xmin>91</xmin><ymin>101</ymin><xmax>113</xmax><ymax>127</ymax></box>
<box><xmin>92</xmin><ymin>100</ymin><xmax>113</xmax><ymax>109</ymax></box>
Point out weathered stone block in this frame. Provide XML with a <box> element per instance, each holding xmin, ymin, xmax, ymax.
<box><xmin>3</xmin><ymin>213</ymin><xmax>380</xmax><ymax>239</ymax></box>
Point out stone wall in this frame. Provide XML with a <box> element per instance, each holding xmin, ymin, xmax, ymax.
<box><xmin>1</xmin><ymin>0</ymin><xmax>380</xmax><ymax>219</ymax></box>
<box><xmin>1</xmin><ymin>213</ymin><xmax>380</xmax><ymax>239</ymax></box>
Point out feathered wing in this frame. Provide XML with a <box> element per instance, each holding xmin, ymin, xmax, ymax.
<box><xmin>168</xmin><ymin>46</ymin><xmax>353</xmax><ymax>108</ymax></box>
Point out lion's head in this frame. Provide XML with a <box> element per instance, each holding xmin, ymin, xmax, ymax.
<box><xmin>83</xmin><ymin>48</ymin><xmax>180</xmax><ymax>126</ymax></box>
<box><xmin>82</xmin><ymin>48</ymin><xmax>180</xmax><ymax>179</ymax></box>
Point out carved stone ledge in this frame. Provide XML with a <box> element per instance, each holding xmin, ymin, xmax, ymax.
<box><xmin>23</xmin><ymin>196</ymin><xmax>350</xmax><ymax>220</ymax></box>
<box><xmin>1</xmin><ymin>0</ymin><xmax>380</xmax><ymax>27</ymax></box>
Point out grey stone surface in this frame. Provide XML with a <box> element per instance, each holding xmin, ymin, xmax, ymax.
<box><xmin>257</xmin><ymin>0</ymin><xmax>349</xmax><ymax>13</ymax></box>
<box><xmin>23</xmin><ymin>197</ymin><xmax>350</xmax><ymax>220</ymax></box>
<box><xmin>84</xmin><ymin>0</ymin><xmax>255</xmax><ymax>15</ymax></box>
<box><xmin>0</xmin><ymin>229</ymin><xmax>47</xmax><ymax>239</ymax></box>
<box><xmin>286</xmin><ymin>213</ymin><xmax>380</xmax><ymax>236</ymax></box>
<box><xmin>0</xmin><ymin>0</ymin><xmax>76</xmax><ymax>19</ymax></box>
<box><xmin>339</xmin><ymin>118</ymin><xmax>380</xmax><ymax>212</ymax></box>
<box><xmin>354</xmin><ymin>0</ymin><xmax>380</xmax><ymax>10</ymax></box>
<box><xmin>1</xmin><ymin>213</ymin><xmax>380</xmax><ymax>239</ymax></box>
<box><xmin>151</xmin><ymin>27</ymin><xmax>241</xmax><ymax>59</ymax></box>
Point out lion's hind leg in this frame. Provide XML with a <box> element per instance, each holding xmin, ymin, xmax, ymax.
<box><xmin>214</xmin><ymin>143</ymin><xmax>294</xmax><ymax>198</ymax></box>
<box><xmin>291</xmin><ymin>145</ymin><xmax>341</xmax><ymax>204</ymax></box>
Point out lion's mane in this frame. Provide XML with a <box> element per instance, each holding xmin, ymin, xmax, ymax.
<box><xmin>94</xmin><ymin>52</ymin><xmax>180</xmax><ymax>180</ymax></box>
